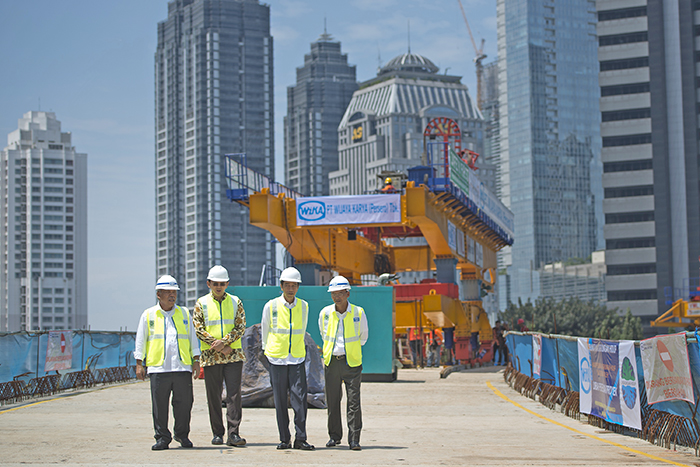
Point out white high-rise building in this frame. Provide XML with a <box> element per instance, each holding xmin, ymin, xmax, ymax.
<box><xmin>1</xmin><ymin>111</ymin><xmax>87</xmax><ymax>331</ymax></box>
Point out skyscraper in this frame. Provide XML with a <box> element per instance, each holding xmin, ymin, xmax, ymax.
<box><xmin>284</xmin><ymin>29</ymin><xmax>357</xmax><ymax>196</ymax></box>
<box><xmin>331</xmin><ymin>52</ymin><xmax>483</xmax><ymax>195</ymax></box>
<box><xmin>155</xmin><ymin>0</ymin><xmax>274</xmax><ymax>307</ymax></box>
<box><xmin>597</xmin><ymin>0</ymin><xmax>700</xmax><ymax>327</ymax></box>
<box><xmin>497</xmin><ymin>0</ymin><xmax>603</xmax><ymax>305</ymax></box>
<box><xmin>1</xmin><ymin>111</ymin><xmax>87</xmax><ymax>332</ymax></box>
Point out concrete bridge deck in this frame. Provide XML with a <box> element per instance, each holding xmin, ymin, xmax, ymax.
<box><xmin>0</xmin><ymin>367</ymin><xmax>696</xmax><ymax>466</ymax></box>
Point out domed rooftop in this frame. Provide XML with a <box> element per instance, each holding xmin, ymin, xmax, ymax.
<box><xmin>379</xmin><ymin>53</ymin><xmax>439</xmax><ymax>75</ymax></box>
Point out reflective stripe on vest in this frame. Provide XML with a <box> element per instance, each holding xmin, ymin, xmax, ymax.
<box><xmin>197</xmin><ymin>293</ymin><xmax>242</xmax><ymax>350</ymax></box>
<box><xmin>321</xmin><ymin>303</ymin><xmax>363</xmax><ymax>367</ymax></box>
<box><xmin>265</xmin><ymin>296</ymin><xmax>307</xmax><ymax>359</ymax></box>
<box><xmin>144</xmin><ymin>305</ymin><xmax>193</xmax><ymax>367</ymax></box>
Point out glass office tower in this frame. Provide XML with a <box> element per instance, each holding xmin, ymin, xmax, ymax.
<box><xmin>497</xmin><ymin>0</ymin><xmax>603</xmax><ymax>305</ymax></box>
<box><xmin>155</xmin><ymin>0</ymin><xmax>274</xmax><ymax>307</ymax></box>
<box><xmin>284</xmin><ymin>30</ymin><xmax>357</xmax><ymax>197</ymax></box>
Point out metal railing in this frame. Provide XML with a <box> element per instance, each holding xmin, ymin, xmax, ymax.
<box><xmin>224</xmin><ymin>153</ymin><xmax>301</xmax><ymax>202</ymax></box>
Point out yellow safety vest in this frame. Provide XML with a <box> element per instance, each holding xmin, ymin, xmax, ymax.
<box><xmin>264</xmin><ymin>296</ymin><xmax>308</xmax><ymax>359</ymax></box>
<box><xmin>197</xmin><ymin>293</ymin><xmax>242</xmax><ymax>350</ymax></box>
<box><xmin>144</xmin><ymin>305</ymin><xmax>193</xmax><ymax>367</ymax></box>
<box><xmin>320</xmin><ymin>303</ymin><xmax>363</xmax><ymax>367</ymax></box>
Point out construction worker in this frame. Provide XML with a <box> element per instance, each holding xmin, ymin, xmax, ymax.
<box><xmin>408</xmin><ymin>326</ymin><xmax>423</xmax><ymax>367</ymax></box>
<box><xmin>518</xmin><ymin>318</ymin><xmax>530</xmax><ymax>332</ymax></box>
<box><xmin>318</xmin><ymin>276</ymin><xmax>368</xmax><ymax>450</ymax></box>
<box><xmin>134</xmin><ymin>275</ymin><xmax>200</xmax><ymax>451</ymax></box>
<box><xmin>380</xmin><ymin>177</ymin><xmax>396</xmax><ymax>193</ymax></box>
<box><xmin>427</xmin><ymin>328</ymin><xmax>443</xmax><ymax>367</ymax></box>
<box><xmin>193</xmin><ymin>265</ymin><xmax>247</xmax><ymax>447</ymax></box>
<box><xmin>261</xmin><ymin>267</ymin><xmax>315</xmax><ymax>450</ymax></box>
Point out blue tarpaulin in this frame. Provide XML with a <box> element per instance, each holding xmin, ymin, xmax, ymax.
<box><xmin>0</xmin><ymin>331</ymin><xmax>135</xmax><ymax>384</ymax></box>
<box><xmin>506</xmin><ymin>332</ymin><xmax>700</xmax><ymax>428</ymax></box>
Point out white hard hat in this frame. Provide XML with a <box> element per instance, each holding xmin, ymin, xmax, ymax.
<box><xmin>155</xmin><ymin>275</ymin><xmax>180</xmax><ymax>290</ymax></box>
<box><xmin>207</xmin><ymin>265</ymin><xmax>230</xmax><ymax>282</ymax></box>
<box><xmin>279</xmin><ymin>267</ymin><xmax>302</xmax><ymax>284</ymax></box>
<box><xmin>327</xmin><ymin>275</ymin><xmax>351</xmax><ymax>292</ymax></box>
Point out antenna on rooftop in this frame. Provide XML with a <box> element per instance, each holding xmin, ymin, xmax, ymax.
<box><xmin>407</xmin><ymin>20</ymin><xmax>411</xmax><ymax>53</ymax></box>
<box><xmin>319</xmin><ymin>15</ymin><xmax>332</xmax><ymax>41</ymax></box>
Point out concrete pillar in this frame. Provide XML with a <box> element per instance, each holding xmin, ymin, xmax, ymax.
<box><xmin>434</xmin><ymin>257</ymin><xmax>458</xmax><ymax>284</ymax></box>
<box><xmin>296</xmin><ymin>263</ymin><xmax>321</xmax><ymax>286</ymax></box>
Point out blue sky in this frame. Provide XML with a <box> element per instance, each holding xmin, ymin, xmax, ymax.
<box><xmin>0</xmin><ymin>0</ymin><xmax>496</xmax><ymax>330</ymax></box>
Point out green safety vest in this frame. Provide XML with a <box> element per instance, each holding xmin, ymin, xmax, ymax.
<box><xmin>320</xmin><ymin>303</ymin><xmax>364</xmax><ymax>367</ymax></box>
<box><xmin>144</xmin><ymin>305</ymin><xmax>193</xmax><ymax>367</ymax></box>
<box><xmin>197</xmin><ymin>293</ymin><xmax>242</xmax><ymax>350</ymax></box>
<box><xmin>264</xmin><ymin>296</ymin><xmax>308</xmax><ymax>359</ymax></box>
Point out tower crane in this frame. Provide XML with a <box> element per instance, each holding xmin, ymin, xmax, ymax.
<box><xmin>457</xmin><ymin>0</ymin><xmax>487</xmax><ymax>110</ymax></box>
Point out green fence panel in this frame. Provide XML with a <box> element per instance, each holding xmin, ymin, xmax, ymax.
<box><xmin>230</xmin><ymin>285</ymin><xmax>395</xmax><ymax>380</ymax></box>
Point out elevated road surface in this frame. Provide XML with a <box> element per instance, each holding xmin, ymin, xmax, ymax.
<box><xmin>0</xmin><ymin>367</ymin><xmax>696</xmax><ymax>466</ymax></box>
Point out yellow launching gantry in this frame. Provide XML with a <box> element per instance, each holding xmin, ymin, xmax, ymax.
<box><xmin>652</xmin><ymin>299</ymin><xmax>700</xmax><ymax>328</ymax></box>
<box><xmin>225</xmin><ymin>146</ymin><xmax>514</xmax><ymax>364</ymax></box>
<box><xmin>244</xmin><ymin>182</ymin><xmax>506</xmax><ymax>281</ymax></box>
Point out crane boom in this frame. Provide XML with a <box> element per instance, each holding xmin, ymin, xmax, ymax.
<box><xmin>457</xmin><ymin>0</ymin><xmax>480</xmax><ymax>56</ymax></box>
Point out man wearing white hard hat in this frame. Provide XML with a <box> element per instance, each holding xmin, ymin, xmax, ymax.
<box><xmin>260</xmin><ymin>267</ymin><xmax>315</xmax><ymax>450</ymax></box>
<box><xmin>193</xmin><ymin>265</ymin><xmax>247</xmax><ymax>447</ymax></box>
<box><xmin>318</xmin><ymin>276</ymin><xmax>368</xmax><ymax>450</ymax></box>
<box><xmin>134</xmin><ymin>275</ymin><xmax>200</xmax><ymax>451</ymax></box>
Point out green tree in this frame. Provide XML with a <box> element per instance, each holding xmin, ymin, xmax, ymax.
<box><xmin>499</xmin><ymin>297</ymin><xmax>643</xmax><ymax>340</ymax></box>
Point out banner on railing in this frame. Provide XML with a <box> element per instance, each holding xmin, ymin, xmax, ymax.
<box><xmin>578</xmin><ymin>338</ymin><xmax>641</xmax><ymax>430</ymax></box>
<box><xmin>532</xmin><ymin>334</ymin><xmax>542</xmax><ymax>379</ymax></box>
<box><xmin>45</xmin><ymin>331</ymin><xmax>72</xmax><ymax>371</ymax></box>
<box><xmin>640</xmin><ymin>333</ymin><xmax>695</xmax><ymax>405</ymax></box>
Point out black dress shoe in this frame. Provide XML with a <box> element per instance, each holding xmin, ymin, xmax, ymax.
<box><xmin>174</xmin><ymin>436</ymin><xmax>193</xmax><ymax>448</ymax></box>
<box><xmin>325</xmin><ymin>439</ymin><xmax>340</xmax><ymax>447</ymax></box>
<box><xmin>349</xmin><ymin>442</ymin><xmax>362</xmax><ymax>451</ymax></box>
<box><xmin>211</xmin><ymin>435</ymin><xmax>224</xmax><ymax>445</ymax></box>
<box><xmin>293</xmin><ymin>440</ymin><xmax>315</xmax><ymax>450</ymax></box>
<box><xmin>276</xmin><ymin>441</ymin><xmax>292</xmax><ymax>450</ymax></box>
<box><xmin>227</xmin><ymin>433</ymin><xmax>246</xmax><ymax>447</ymax></box>
<box><xmin>151</xmin><ymin>440</ymin><xmax>170</xmax><ymax>451</ymax></box>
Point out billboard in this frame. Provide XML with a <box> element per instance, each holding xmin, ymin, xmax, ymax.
<box><xmin>296</xmin><ymin>194</ymin><xmax>401</xmax><ymax>226</ymax></box>
<box><xmin>578</xmin><ymin>338</ymin><xmax>641</xmax><ymax>430</ymax></box>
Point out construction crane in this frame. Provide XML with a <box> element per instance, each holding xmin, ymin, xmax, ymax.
<box><xmin>457</xmin><ymin>0</ymin><xmax>487</xmax><ymax>110</ymax></box>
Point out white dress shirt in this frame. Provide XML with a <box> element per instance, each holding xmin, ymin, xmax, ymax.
<box><xmin>134</xmin><ymin>305</ymin><xmax>201</xmax><ymax>374</ymax></box>
<box><xmin>261</xmin><ymin>295</ymin><xmax>307</xmax><ymax>365</ymax></box>
<box><xmin>318</xmin><ymin>302</ymin><xmax>369</xmax><ymax>356</ymax></box>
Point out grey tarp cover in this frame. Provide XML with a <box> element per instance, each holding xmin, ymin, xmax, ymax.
<box><xmin>240</xmin><ymin>323</ymin><xmax>326</xmax><ymax>408</ymax></box>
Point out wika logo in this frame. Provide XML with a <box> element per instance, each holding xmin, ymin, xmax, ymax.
<box><xmin>580</xmin><ymin>357</ymin><xmax>591</xmax><ymax>394</ymax></box>
<box><xmin>298</xmin><ymin>200</ymin><xmax>326</xmax><ymax>221</ymax></box>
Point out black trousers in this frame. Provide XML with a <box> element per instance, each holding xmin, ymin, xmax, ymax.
<box><xmin>409</xmin><ymin>339</ymin><xmax>422</xmax><ymax>366</ymax></box>
<box><xmin>204</xmin><ymin>361</ymin><xmax>243</xmax><ymax>438</ymax></box>
<box><xmin>269</xmin><ymin>362</ymin><xmax>308</xmax><ymax>443</ymax></box>
<box><xmin>149</xmin><ymin>371</ymin><xmax>193</xmax><ymax>443</ymax></box>
<box><xmin>325</xmin><ymin>356</ymin><xmax>362</xmax><ymax>445</ymax></box>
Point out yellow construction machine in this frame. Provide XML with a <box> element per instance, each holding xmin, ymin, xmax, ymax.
<box><xmin>225</xmin><ymin>139</ymin><xmax>514</xmax><ymax>366</ymax></box>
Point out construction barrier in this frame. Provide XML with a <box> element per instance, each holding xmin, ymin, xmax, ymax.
<box><xmin>505</xmin><ymin>331</ymin><xmax>700</xmax><ymax>455</ymax></box>
<box><xmin>0</xmin><ymin>331</ymin><xmax>136</xmax><ymax>405</ymax></box>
